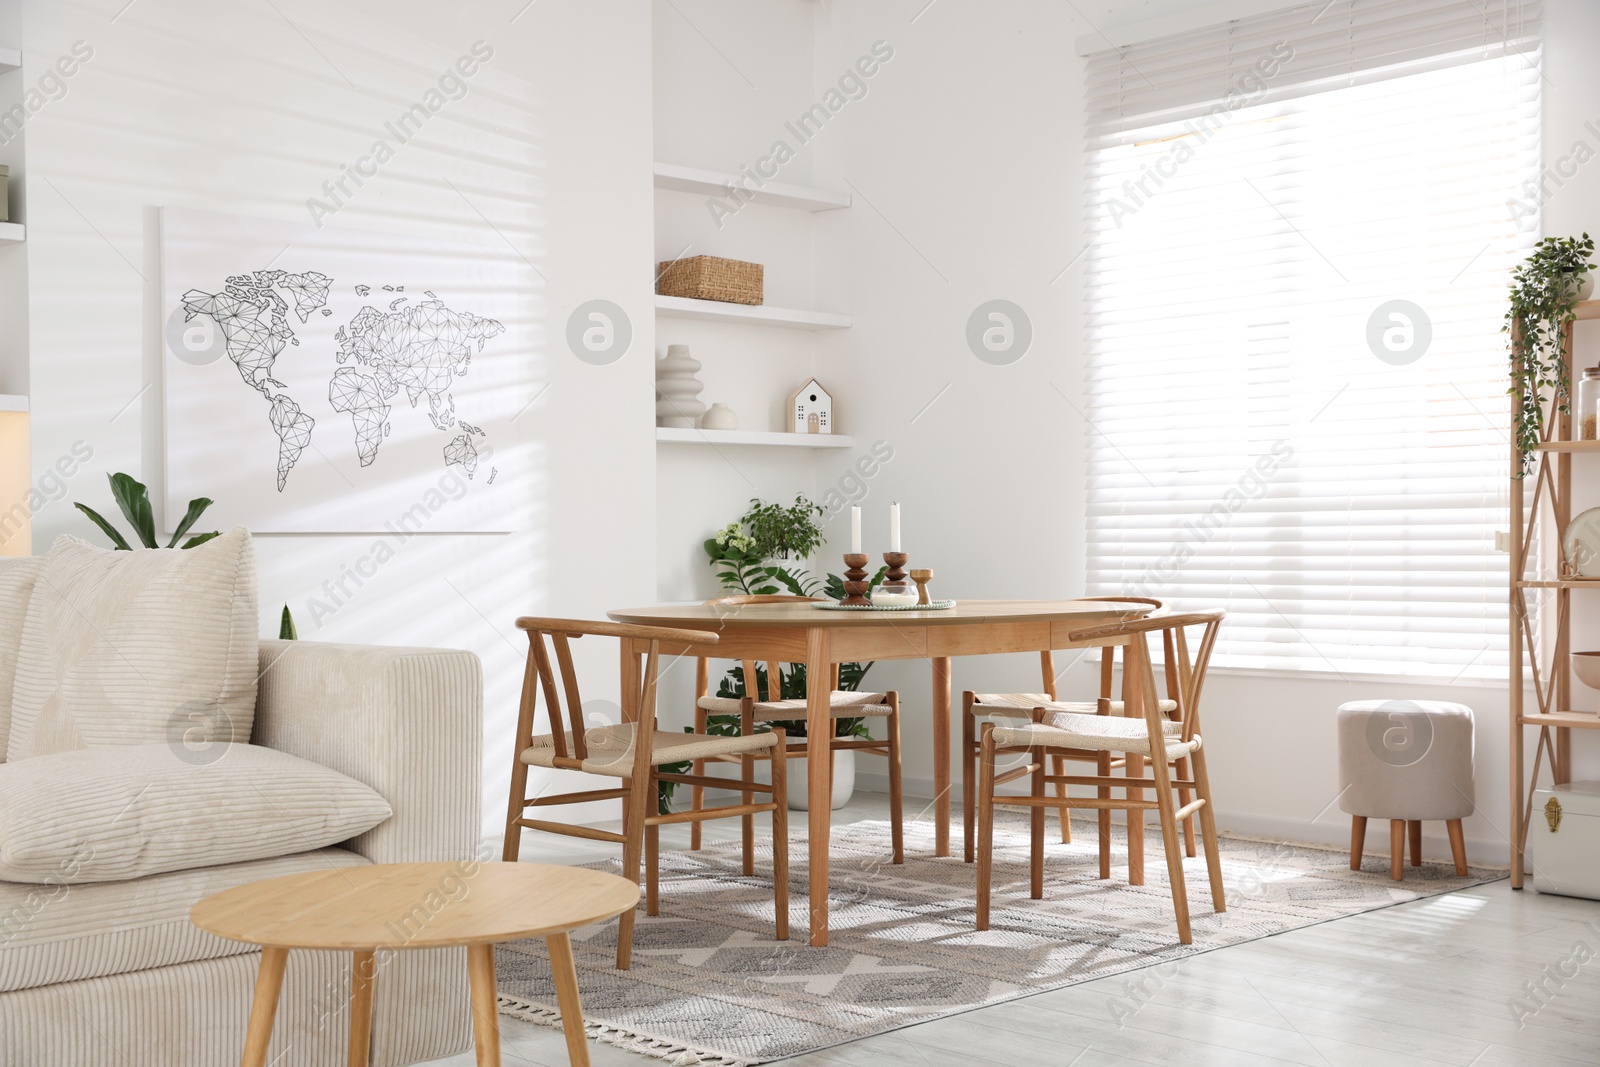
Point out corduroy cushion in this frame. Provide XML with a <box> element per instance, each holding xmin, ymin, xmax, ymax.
<box><xmin>0</xmin><ymin>743</ymin><xmax>391</xmax><ymax>884</ymax></box>
<box><xmin>5</xmin><ymin>530</ymin><xmax>259</xmax><ymax>761</ymax></box>
<box><xmin>0</xmin><ymin>556</ymin><xmax>43</xmax><ymax>761</ymax></box>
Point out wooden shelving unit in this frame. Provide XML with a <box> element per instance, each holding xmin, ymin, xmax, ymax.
<box><xmin>656</xmin><ymin>427</ymin><xmax>853</xmax><ymax>449</ymax></box>
<box><xmin>1510</xmin><ymin>296</ymin><xmax>1600</xmax><ymax>889</ymax></box>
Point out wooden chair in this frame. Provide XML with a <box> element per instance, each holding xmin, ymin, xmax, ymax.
<box><xmin>963</xmin><ymin>597</ymin><xmax>1200</xmax><ymax>874</ymax></box>
<box><xmin>501</xmin><ymin>618</ymin><xmax>788</xmax><ymax>970</ymax></box>
<box><xmin>975</xmin><ymin>610</ymin><xmax>1226</xmax><ymax>945</ymax></box>
<box><xmin>689</xmin><ymin>594</ymin><xmax>904</xmax><ymax>866</ymax></box>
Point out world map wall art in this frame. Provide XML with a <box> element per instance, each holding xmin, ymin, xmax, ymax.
<box><xmin>160</xmin><ymin>207</ymin><xmax>522</xmax><ymax>533</ymax></box>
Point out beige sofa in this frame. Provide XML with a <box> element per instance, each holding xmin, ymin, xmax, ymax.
<box><xmin>0</xmin><ymin>638</ymin><xmax>484</xmax><ymax>1067</ymax></box>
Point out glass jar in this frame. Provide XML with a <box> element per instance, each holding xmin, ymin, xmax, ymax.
<box><xmin>1582</xmin><ymin>367</ymin><xmax>1600</xmax><ymax>440</ymax></box>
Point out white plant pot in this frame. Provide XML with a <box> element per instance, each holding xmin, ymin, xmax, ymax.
<box><xmin>756</xmin><ymin>748</ymin><xmax>855</xmax><ymax>811</ymax></box>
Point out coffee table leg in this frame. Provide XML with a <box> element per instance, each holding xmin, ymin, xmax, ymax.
<box><xmin>242</xmin><ymin>946</ymin><xmax>288</xmax><ymax>1067</ymax></box>
<box><xmin>348</xmin><ymin>950</ymin><xmax>374</xmax><ymax>1067</ymax></box>
<box><xmin>547</xmin><ymin>933</ymin><xmax>590</xmax><ymax>1067</ymax></box>
<box><xmin>467</xmin><ymin>943</ymin><xmax>501</xmax><ymax>1067</ymax></box>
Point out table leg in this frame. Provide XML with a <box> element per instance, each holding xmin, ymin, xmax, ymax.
<box><xmin>805</xmin><ymin>627</ymin><xmax>832</xmax><ymax>947</ymax></box>
<box><xmin>932</xmin><ymin>657</ymin><xmax>952</xmax><ymax>858</ymax></box>
<box><xmin>547</xmin><ymin>933</ymin><xmax>590</xmax><ymax>1067</ymax></box>
<box><xmin>348</xmin><ymin>950</ymin><xmax>374</xmax><ymax>1067</ymax></box>
<box><xmin>241</xmin><ymin>946</ymin><xmax>288</xmax><ymax>1067</ymax></box>
<box><xmin>467</xmin><ymin>942</ymin><xmax>501</xmax><ymax>1067</ymax></box>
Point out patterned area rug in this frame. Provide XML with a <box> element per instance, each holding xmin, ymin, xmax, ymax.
<box><xmin>495</xmin><ymin>816</ymin><xmax>1502</xmax><ymax>1065</ymax></box>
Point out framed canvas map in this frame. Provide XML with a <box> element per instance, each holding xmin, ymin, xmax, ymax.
<box><xmin>160</xmin><ymin>207</ymin><xmax>522</xmax><ymax>533</ymax></box>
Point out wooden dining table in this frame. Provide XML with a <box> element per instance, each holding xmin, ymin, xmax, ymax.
<box><xmin>607</xmin><ymin>598</ymin><xmax>1151</xmax><ymax>947</ymax></box>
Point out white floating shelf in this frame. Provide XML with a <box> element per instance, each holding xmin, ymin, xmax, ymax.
<box><xmin>0</xmin><ymin>223</ymin><xmax>23</xmax><ymax>244</ymax></box>
<box><xmin>655</xmin><ymin>295</ymin><xmax>851</xmax><ymax>331</ymax></box>
<box><xmin>657</xmin><ymin>427</ymin><xmax>854</xmax><ymax>449</ymax></box>
<box><xmin>653</xmin><ymin>162</ymin><xmax>850</xmax><ymax>212</ymax></box>
<box><xmin>0</xmin><ymin>395</ymin><xmax>28</xmax><ymax>413</ymax></box>
<box><xmin>0</xmin><ymin>47</ymin><xmax>19</xmax><ymax>74</ymax></box>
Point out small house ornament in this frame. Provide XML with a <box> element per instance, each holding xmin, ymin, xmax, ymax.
<box><xmin>787</xmin><ymin>378</ymin><xmax>834</xmax><ymax>435</ymax></box>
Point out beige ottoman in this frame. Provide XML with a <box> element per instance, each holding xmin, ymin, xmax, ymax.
<box><xmin>1337</xmin><ymin>699</ymin><xmax>1474</xmax><ymax>880</ymax></box>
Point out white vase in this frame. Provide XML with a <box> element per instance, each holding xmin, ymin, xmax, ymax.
<box><xmin>701</xmin><ymin>403</ymin><xmax>738</xmax><ymax>431</ymax></box>
<box><xmin>757</xmin><ymin>749</ymin><xmax>855</xmax><ymax>810</ymax></box>
<box><xmin>655</xmin><ymin>344</ymin><xmax>705</xmax><ymax>428</ymax></box>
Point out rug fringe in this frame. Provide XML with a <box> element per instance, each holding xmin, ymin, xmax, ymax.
<box><xmin>498</xmin><ymin>994</ymin><xmax>754</xmax><ymax>1067</ymax></box>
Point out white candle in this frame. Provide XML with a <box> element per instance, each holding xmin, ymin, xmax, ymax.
<box><xmin>851</xmin><ymin>506</ymin><xmax>862</xmax><ymax>554</ymax></box>
<box><xmin>889</xmin><ymin>502</ymin><xmax>901</xmax><ymax>552</ymax></box>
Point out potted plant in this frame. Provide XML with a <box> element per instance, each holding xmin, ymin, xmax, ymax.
<box><xmin>681</xmin><ymin>495</ymin><xmax>887</xmax><ymax>811</ymax></box>
<box><xmin>1507</xmin><ymin>233</ymin><xmax>1597</xmax><ymax>473</ymax></box>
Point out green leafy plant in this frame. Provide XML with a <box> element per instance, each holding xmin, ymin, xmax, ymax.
<box><xmin>279</xmin><ymin>605</ymin><xmax>298</xmax><ymax>640</ymax></box>
<box><xmin>704</xmin><ymin>495</ymin><xmax>827</xmax><ymax>595</ymax></box>
<box><xmin>705</xmin><ymin>662</ymin><xmax>874</xmax><ymax>740</ymax></box>
<box><xmin>1507</xmin><ymin>233</ymin><xmax>1597</xmax><ymax>474</ymax></box>
<box><xmin>74</xmin><ymin>473</ymin><xmax>219</xmax><ymax>550</ymax></box>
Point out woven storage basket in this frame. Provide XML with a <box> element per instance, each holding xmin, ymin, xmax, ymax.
<box><xmin>656</xmin><ymin>255</ymin><xmax>763</xmax><ymax>305</ymax></box>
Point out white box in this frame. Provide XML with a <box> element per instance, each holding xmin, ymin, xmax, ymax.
<box><xmin>1531</xmin><ymin>781</ymin><xmax>1600</xmax><ymax>900</ymax></box>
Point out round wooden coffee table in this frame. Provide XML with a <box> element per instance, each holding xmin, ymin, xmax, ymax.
<box><xmin>190</xmin><ymin>861</ymin><xmax>639</xmax><ymax>1067</ymax></box>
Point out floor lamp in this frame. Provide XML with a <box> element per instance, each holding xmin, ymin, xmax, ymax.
<box><xmin>0</xmin><ymin>396</ymin><xmax>29</xmax><ymax>557</ymax></box>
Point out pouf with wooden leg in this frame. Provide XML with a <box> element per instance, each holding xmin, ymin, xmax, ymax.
<box><xmin>191</xmin><ymin>862</ymin><xmax>639</xmax><ymax>1066</ymax></box>
<box><xmin>1336</xmin><ymin>700</ymin><xmax>1474</xmax><ymax>880</ymax></box>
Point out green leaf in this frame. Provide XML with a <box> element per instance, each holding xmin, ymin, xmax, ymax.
<box><xmin>73</xmin><ymin>503</ymin><xmax>132</xmax><ymax>550</ymax></box>
<box><xmin>180</xmin><ymin>532</ymin><xmax>221</xmax><ymax>549</ymax></box>
<box><xmin>167</xmin><ymin>497</ymin><xmax>215</xmax><ymax>548</ymax></box>
<box><xmin>108</xmin><ymin>473</ymin><xmax>158</xmax><ymax>549</ymax></box>
<box><xmin>278</xmin><ymin>604</ymin><xmax>298</xmax><ymax>640</ymax></box>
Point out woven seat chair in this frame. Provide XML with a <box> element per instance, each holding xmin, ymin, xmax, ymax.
<box><xmin>502</xmin><ymin>618</ymin><xmax>788</xmax><ymax>970</ymax></box>
<box><xmin>974</xmin><ymin>610</ymin><xmax>1226</xmax><ymax>945</ymax></box>
<box><xmin>690</xmin><ymin>594</ymin><xmax>904</xmax><ymax>866</ymax></box>
<box><xmin>963</xmin><ymin>597</ymin><xmax>1201</xmax><ymax>876</ymax></box>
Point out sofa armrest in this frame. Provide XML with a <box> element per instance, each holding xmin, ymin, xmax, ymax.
<box><xmin>252</xmin><ymin>639</ymin><xmax>482</xmax><ymax>865</ymax></box>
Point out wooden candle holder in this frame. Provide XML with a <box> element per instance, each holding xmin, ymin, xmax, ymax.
<box><xmin>910</xmin><ymin>569</ymin><xmax>934</xmax><ymax>605</ymax></box>
<box><xmin>842</xmin><ymin>553</ymin><xmax>871</xmax><ymax>605</ymax></box>
<box><xmin>882</xmin><ymin>552</ymin><xmax>909</xmax><ymax>584</ymax></box>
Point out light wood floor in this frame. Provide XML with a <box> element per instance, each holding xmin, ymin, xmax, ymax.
<box><xmin>419</xmin><ymin>793</ymin><xmax>1600</xmax><ymax>1067</ymax></box>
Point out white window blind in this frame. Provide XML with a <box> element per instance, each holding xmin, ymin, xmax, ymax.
<box><xmin>1083</xmin><ymin>0</ymin><xmax>1540</xmax><ymax>680</ymax></box>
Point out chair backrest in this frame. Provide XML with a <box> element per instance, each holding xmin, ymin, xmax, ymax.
<box><xmin>700</xmin><ymin>595</ymin><xmax>823</xmax><ymax>702</ymax></box>
<box><xmin>1066</xmin><ymin>610</ymin><xmax>1224</xmax><ymax>742</ymax></box>
<box><xmin>514</xmin><ymin>617</ymin><xmax>719</xmax><ymax>765</ymax></box>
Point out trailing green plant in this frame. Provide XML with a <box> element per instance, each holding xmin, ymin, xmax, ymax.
<box><xmin>74</xmin><ymin>473</ymin><xmax>219</xmax><ymax>550</ymax></box>
<box><xmin>1507</xmin><ymin>233</ymin><xmax>1597</xmax><ymax>475</ymax></box>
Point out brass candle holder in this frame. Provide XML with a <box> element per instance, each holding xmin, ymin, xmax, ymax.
<box><xmin>841</xmin><ymin>553</ymin><xmax>872</xmax><ymax>605</ymax></box>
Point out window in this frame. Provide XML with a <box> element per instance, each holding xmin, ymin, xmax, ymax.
<box><xmin>1083</xmin><ymin>0</ymin><xmax>1541</xmax><ymax>680</ymax></box>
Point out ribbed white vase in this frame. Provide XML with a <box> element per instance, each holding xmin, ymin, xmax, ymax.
<box><xmin>655</xmin><ymin>344</ymin><xmax>705</xmax><ymax>428</ymax></box>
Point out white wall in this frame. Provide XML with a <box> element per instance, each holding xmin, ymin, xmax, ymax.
<box><xmin>12</xmin><ymin>0</ymin><xmax>656</xmax><ymax>842</ymax></box>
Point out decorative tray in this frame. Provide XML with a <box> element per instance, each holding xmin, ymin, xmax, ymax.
<box><xmin>813</xmin><ymin>600</ymin><xmax>958</xmax><ymax>611</ymax></box>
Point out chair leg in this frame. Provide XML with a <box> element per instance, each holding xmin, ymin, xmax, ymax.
<box><xmin>1389</xmin><ymin>820</ymin><xmax>1405</xmax><ymax>882</ymax></box>
<box><xmin>616</xmin><ymin>773</ymin><xmax>652</xmax><ymax>970</ymax></box>
<box><xmin>771</xmin><ymin>731</ymin><xmax>790</xmax><ymax>941</ymax></box>
<box><xmin>962</xmin><ymin>693</ymin><xmax>976</xmax><ymax>864</ymax></box>
<box><xmin>1053</xmin><ymin>753</ymin><xmax>1072</xmax><ymax>844</ymax></box>
<box><xmin>691</xmin><ymin>701</ymin><xmax>708</xmax><ymax>852</ymax></box>
<box><xmin>1148</xmin><ymin>744</ymin><xmax>1192</xmax><ymax>945</ymax></box>
<box><xmin>1350</xmin><ymin>816</ymin><xmax>1367</xmax><ymax>871</ymax></box>
<box><xmin>1126</xmin><ymin>752</ymin><xmax>1146</xmax><ymax>887</ymax></box>
<box><xmin>1030</xmin><ymin>745</ymin><xmax>1046</xmax><ymax>900</ymax></box>
<box><xmin>645</xmin><ymin>821</ymin><xmax>660</xmax><ymax>917</ymax></box>
<box><xmin>1097</xmin><ymin>750</ymin><xmax>1112</xmax><ymax>880</ymax></box>
<box><xmin>741</xmin><ymin>708</ymin><xmax>756</xmax><ymax>877</ymax></box>
<box><xmin>1408</xmin><ymin>820</ymin><xmax>1422</xmax><ymax>868</ymax></box>
<box><xmin>886</xmin><ymin>693</ymin><xmax>904</xmax><ymax>865</ymax></box>
<box><xmin>976</xmin><ymin>726</ymin><xmax>998</xmax><ymax>930</ymax></box>
<box><xmin>1189</xmin><ymin>742</ymin><xmax>1225</xmax><ymax>914</ymax></box>
<box><xmin>502</xmin><ymin>753</ymin><xmax>529</xmax><ymax>863</ymax></box>
<box><xmin>1447</xmin><ymin>819</ymin><xmax>1468</xmax><ymax>876</ymax></box>
<box><xmin>1175</xmin><ymin>756</ymin><xmax>1197</xmax><ymax>858</ymax></box>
